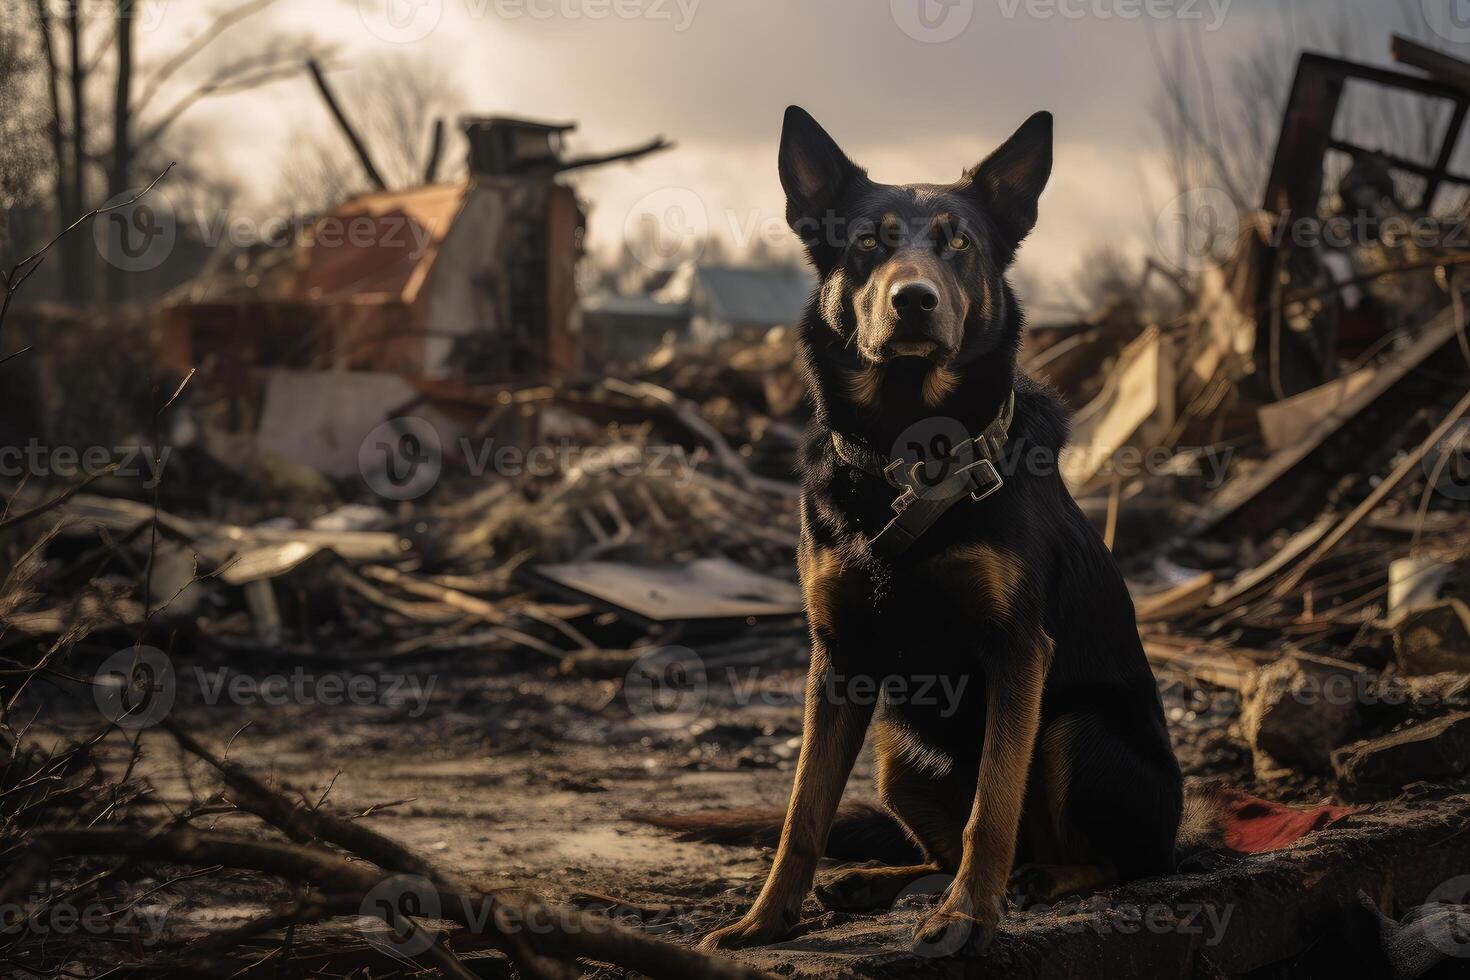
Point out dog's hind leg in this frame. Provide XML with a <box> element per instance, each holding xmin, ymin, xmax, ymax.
<box><xmin>816</xmin><ymin>863</ymin><xmax>944</xmax><ymax>912</ymax></box>
<box><xmin>1007</xmin><ymin>862</ymin><xmax>1116</xmax><ymax>906</ymax></box>
<box><xmin>816</xmin><ymin>721</ymin><xmax>969</xmax><ymax>912</ymax></box>
<box><xmin>1022</xmin><ymin>710</ymin><xmax>1179</xmax><ymax>897</ymax></box>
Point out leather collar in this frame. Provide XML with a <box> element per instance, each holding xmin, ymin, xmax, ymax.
<box><xmin>829</xmin><ymin>390</ymin><xmax>1015</xmax><ymax>558</ymax></box>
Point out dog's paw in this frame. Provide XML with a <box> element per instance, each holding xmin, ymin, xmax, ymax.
<box><xmin>1006</xmin><ymin>863</ymin><xmax>1058</xmax><ymax>908</ymax></box>
<box><xmin>815</xmin><ymin>866</ymin><xmax>893</xmax><ymax>912</ymax></box>
<box><xmin>910</xmin><ymin>905</ymin><xmax>992</xmax><ymax>958</ymax></box>
<box><xmin>698</xmin><ymin>913</ymin><xmax>791</xmax><ymax>952</ymax></box>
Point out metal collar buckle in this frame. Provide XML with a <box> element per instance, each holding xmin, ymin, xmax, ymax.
<box><xmin>881</xmin><ymin>456</ymin><xmax>908</xmax><ymax>490</ymax></box>
<box><xmin>884</xmin><ymin>449</ymin><xmax>1004</xmax><ymax>515</ymax></box>
<box><xmin>890</xmin><ymin>485</ymin><xmax>918</xmax><ymax>515</ymax></box>
<box><xmin>967</xmin><ymin>458</ymin><xmax>1003</xmax><ymax>502</ymax></box>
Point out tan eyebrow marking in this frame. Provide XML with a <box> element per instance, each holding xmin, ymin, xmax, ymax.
<box><xmin>878</xmin><ymin>211</ymin><xmax>903</xmax><ymax>245</ymax></box>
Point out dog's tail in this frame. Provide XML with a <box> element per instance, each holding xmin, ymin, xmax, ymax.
<box><xmin>1175</xmin><ymin>777</ymin><xmax>1353</xmax><ymax>862</ymax></box>
<box><xmin>638</xmin><ymin>802</ymin><xmax>922</xmax><ymax>865</ymax></box>
<box><xmin>1175</xmin><ymin>779</ymin><xmax>1233</xmax><ymax>861</ymax></box>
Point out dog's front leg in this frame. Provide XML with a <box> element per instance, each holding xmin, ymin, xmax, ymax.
<box><xmin>913</xmin><ymin>631</ymin><xmax>1050</xmax><ymax>954</ymax></box>
<box><xmin>700</xmin><ymin>644</ymin><xmax>874</xmax><ymax>950</ymax></box>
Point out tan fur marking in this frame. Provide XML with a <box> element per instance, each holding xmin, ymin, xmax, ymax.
<box><xmin>746</xmin><ymin>644</ymin><xmax>874</xmax><ymax>928</ymax></box>
<box><xmin>922</xmin><ymin>365</ymin><xmax>960</xmax><ymax>408</ymax></box>
<box><xmin>1038</xmin><ymin>715</ymin><xmax>1086</xmax><ymax>846</ymax></box>
<box><xmin>925</xmin><ymin>543</ymin><xmax>1026</xmax><ymax>620</ymax></box>
<box><xmin>946</xmin><ymin>632</ymin><xmax>1053</xmax><ymax>929</ymax></box>
<box><xmin>843</xmin><ymin>365</ymin><xmax>883</xmax><ymax>406</ymax></box>
<box><xmin>798</xmin><ymin>543</ymin><xmax>843</xmax><ymax>635</ymax></box>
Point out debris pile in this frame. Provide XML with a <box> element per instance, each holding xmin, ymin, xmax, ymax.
<box><xmin>7</xmin><ymin>28</ymin><xmax>1470</xmax><ymax>980</ymax></box>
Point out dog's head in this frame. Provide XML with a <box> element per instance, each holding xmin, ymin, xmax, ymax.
<box><xmin>780</xmin><ymin>107</ymin><xmax>1051</xmax><ymax>370</ymax></box>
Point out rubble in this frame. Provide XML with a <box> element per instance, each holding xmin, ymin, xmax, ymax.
<box><xmin>1241</xmin><ymin>653</ymin><xmax>1363</xmax><ymax>776</ymax></box>
<box><xmin>1333</xmin><ymin>712</ymin><xmax>1470</xmax><ymax>802</ymax></box>
<box><xmin>1396</xmin><ymin>600</ymin><xmax>1470</xmax><ymax>675</ymax></box>
<box><xmin>7</xmin><ymin>24</ymin><xmax>1470</xmax><ymax>980</ymax></box>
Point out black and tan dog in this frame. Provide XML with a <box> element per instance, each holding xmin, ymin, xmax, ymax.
<box><xmin>693</xmin><ymin>108</ymin><xmax>1185</xmax><ymax>954</ymax></box>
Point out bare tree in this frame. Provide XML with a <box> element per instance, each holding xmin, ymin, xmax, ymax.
<box><xmin>19</xmin><ymin>0</ymin><xmax>317</xmax><ymax>306</ymax></box>
<box><xmin>1147</xmin><ymin>7</ymin><xmax>1451</xmax><ymax>234</ymax></box>
<box><xmin>347</xmin><ymin>53</ymin><xmax>459</xmax><ymax>189</ymax></box>
<box><xmin>0</xmin><ymin>15</ymin><xmax>45</xmax><ymax>225</ymax></box>
<box><xmin>107</xmin><ymin>0</ymin><xmax>135</xmax><ymax>305</ymax></box>
<box><xmin>273</xmin><ymin>126</ymin><xmax>372</xmax><ymax>216</ymax></box>
<box><xmin>273</xmin><ymin>52</ymin><xmax>462</xmax><ymax>215</ymax></box>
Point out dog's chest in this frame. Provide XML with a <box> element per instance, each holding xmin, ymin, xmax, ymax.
<box><xmin>803</xmin><ymin>538</ymin><xmax>1014</xmax><ymax>666</ymax></box>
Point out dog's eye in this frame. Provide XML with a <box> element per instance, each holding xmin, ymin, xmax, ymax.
<box><xmin>857</xmin><ymin>234</ymin><xmax>879</xmax><ymax>251</ymax></box>
<box><xmin>949</xmin><ymin>235</ymin><xmax>970</xmax><ymax>251</ymax></box>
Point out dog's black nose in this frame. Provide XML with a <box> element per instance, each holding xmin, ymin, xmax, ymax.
<box><xmin>890</xmin><ymin>280</ymin><xmax>940</xmax><ymax>317</ymax></box>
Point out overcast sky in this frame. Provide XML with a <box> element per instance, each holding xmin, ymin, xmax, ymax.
<box><xmin>134</xmin><ymin>0</ymin><xmax>1457</xmax><ymax>297</ymax></box>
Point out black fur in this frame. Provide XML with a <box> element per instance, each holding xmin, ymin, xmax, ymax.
<box><xmin>686</xmin><ymin>110</ymin><xmax>1187</xmax><ymax>954</ymax></box>
<box><xmin>787</xmin><ymin>105</ymin><xmax>1184</xmax><ymax>884</ymax></box>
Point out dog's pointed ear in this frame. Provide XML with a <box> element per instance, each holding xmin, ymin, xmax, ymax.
<box><xmin>779</xmin><ymin>106</ymin><xmax>861</xmax><ymax>239</ymax></box>
<box><xmin>963</xmin><ymin>111</ymin><xmax>1052</xmax><ymax>253</ymax></box>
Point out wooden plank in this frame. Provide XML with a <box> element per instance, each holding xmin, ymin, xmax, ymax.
<box><xmin>1062</xmin><ymin>327</ymin><xmax>1170</xmax><ymax>493</ymax></box>
<box><xmin>1188</xmin><ymin>305</ymin><xmax>1463</xmax><ymax>535</ymax></box>
<box><xmin>1258</xmin><ymin>367</ymin><xmax>1377</xmax><ymax>452</ymax></box>
<box><xmin>528</xmin><ymin>557</ymin><xmax>802</xmax><ymax>624</ymax></box>
<box><xmin>1208</xmin><ymin>513</ymin><xmax>1336</xmax><ymax>609</ymax></box>
<box><xmin>1143</xmin><ymin>639</ymin><xmax>1251</xmax><ymax>691</ymax></box>
<box><xmin>1272</xmin><ymin>383</ymin><xmax>1470</xmax><ymax>597</ymax></box>
<box><xmin>1392</xmin><ymin>33</ymin><xmax>1470</xmax><ymax>92</ymax></box>
<box><xmin>1134</xmin><ymin>571</ymin><xmax>1215</xmax><ymax>623</ymax></box>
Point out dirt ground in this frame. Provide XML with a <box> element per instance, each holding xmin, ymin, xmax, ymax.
<box><xmin>24</xmin><ymin>622</ymin><xmax>1320</xmax><ymax>977</ymax></box>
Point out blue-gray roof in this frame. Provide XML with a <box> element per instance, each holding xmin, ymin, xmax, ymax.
<box><xmin>694</xmin><ymin>265</ymin><xmax>815</xmax><ymax>328</ymax></box>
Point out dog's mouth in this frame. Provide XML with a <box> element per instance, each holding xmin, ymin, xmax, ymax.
<box><xmin>858</xmin><ymin>339</ymin><xmax>953</xmax><ymax>365</ymax></box>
